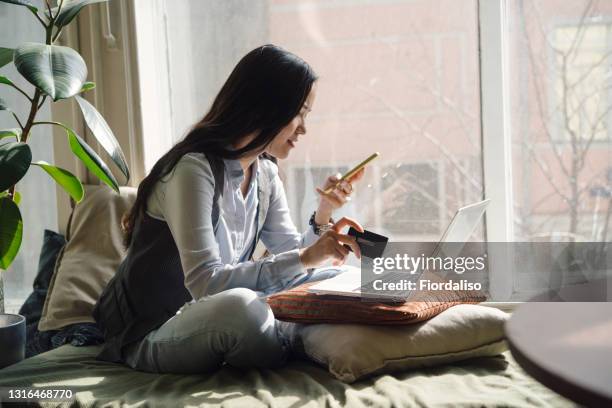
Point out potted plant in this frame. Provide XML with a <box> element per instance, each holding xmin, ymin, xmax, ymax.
<box><xmin>0</xmin><ymin>0</ymin><xmax>128</xmax><ymax>368</ymax></box>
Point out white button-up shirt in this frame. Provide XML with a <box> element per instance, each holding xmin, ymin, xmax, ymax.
<box><xmin>146</xmin><ymin>152</ymin><xmax>319</xmax><ymax>300</ymax></box>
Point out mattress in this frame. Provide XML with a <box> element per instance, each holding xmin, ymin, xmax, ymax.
<box><xmin>0</xmin><ymin>345</ymin><xmax>574</xmax><ymax>407</ymax></box>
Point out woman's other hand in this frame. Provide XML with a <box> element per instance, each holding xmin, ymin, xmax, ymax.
<box><xmin>299</xmin><ymin>217</ymin><xmax>364</xmax><ymax>268</ymax></box>
<box><xmin>314</xmin><ymin>168</ymin><xmax>365</xmax><ymax>224</ymax></box>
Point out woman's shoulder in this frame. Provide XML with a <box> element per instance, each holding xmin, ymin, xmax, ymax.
<box><xmin>179</xmin><ymin>152</ymin><xmax>211</xmax><ymax>168</ymax></box>
<box><xmin>167</xmin><ymin>152</ymin><xmax>214</xmax><ymax>178</ymax></box>
<box><xmin>172</xmin><ymin>153</ymin><xmax>277</xmax><ymax>182</ymax></box>
<box><xmin>258</xmin><ymin>156</ymin><xmax>279</xmax><ymax>180</ymax></box>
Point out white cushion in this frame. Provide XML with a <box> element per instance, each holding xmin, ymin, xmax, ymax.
<box><xmin>301</xmin><ymin>304</ymin><xmax>509</xmax><ymax>382</ymax></box>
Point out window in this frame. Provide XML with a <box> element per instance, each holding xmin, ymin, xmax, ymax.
<box><xmin>129</xmin><ymin>0</ymin><xmax>612</xmax><ymax>305</ymax></box>
<box><xmin>508</xmin><ymin>0</ymin><xmax>612</xmax><ymax>242</ymax></box>
<box><xmin>382</xmin><ymin>158</ymin><xmax>484</xmax><ymax>238</ymax></box>
<box><xmin>270</xmin><ymin>0</ymin><xmax>483</xmax><ymax>241</ymax></box>
<box><xmin>134</xmin><ymin>0</ymin><xmax>485</xmax><ymax>243</ymax></box>
<box><xmin>0</xmin><ymin>4</ymin><xmax>58</xmax><ymax>313</ymax></box>
<box><xmin>381</xmin><ymin>162</ymin><xmax>442</xmax><ymax>238</ymax></box>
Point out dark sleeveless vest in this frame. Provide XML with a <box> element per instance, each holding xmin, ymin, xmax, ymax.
<box><xmin>92</xmin><ymin>155</ymin><xmax>272</xmax><ymax>363</ymax></box>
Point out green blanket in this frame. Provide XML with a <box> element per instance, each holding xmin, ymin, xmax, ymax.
<box><xmin>0</xmin><ymin>345</ymin><xmax>574</xmax><ymax>407</ymax></box>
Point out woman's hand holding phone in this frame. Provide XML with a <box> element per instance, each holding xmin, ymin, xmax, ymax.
<box><xmin>314</xmin><ymin>168</ymin><xmax>365</xmax><ymax>224</ymax></box>
<box><xmin>314</xmin><ymin>152</ymin><xmax>377</xmax><ymax>224</ymax></box>
<box><xmin>299</xmin><ymin>217</ymin><xmax>364</xmax><ymax>268</ymax></box>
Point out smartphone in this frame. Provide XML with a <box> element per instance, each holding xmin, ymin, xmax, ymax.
<box><xmin>324</xmin><ymin>152</ymin><xmax>380</xmax><ymax>194</ymax></box>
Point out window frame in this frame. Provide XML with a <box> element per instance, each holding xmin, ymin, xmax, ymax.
<box><xmin>479</xmin><ymin>0</ymin><xmax>518</xmax><ymax>308</ymax></box>
<box><xmin>75</xmin><ymin>0</ymin><xmax>547</xmax><ymax>311</ymax></box>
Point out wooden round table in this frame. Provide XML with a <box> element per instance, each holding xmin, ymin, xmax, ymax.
<box><xmin>506</xmin><ymin>303</ymin><xmax>612</xmax><ymax>407</ymax></box>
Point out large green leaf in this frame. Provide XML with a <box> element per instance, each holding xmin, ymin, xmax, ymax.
<box><xmin>75</xmin><ymin>95</ymin><xmax>130</xmax><ymax>181</ymax></box>
<box><xmin>33</xmin><ymin>160</ymin><xmax>84</xmax><ymax>202</ymax></box>
<box><xmin>0</xmin><ymin>48</ymin><xmax>13</xmax><ymax>69</ymax></box>
<box><xmin>0</xmin><ymin>196</ymin><xmax>22</xmax><ymax>269</ymax></box>
<box><xmin>52</xmin><ymin>0</ymin><xmax>108</xmax><ymax>29</ymax></box>
<box><xmin>0</xmin><ymin>141</ymin><xmax>31</xmax><ymax>191</ymax></box>
<box><xmin>64</xmin><ymin>125</ymin><xmax>119</xmax><ymax>192</ymax></box>
<box><xmin>0</xmin><ymin>0</ymin><xmax>37</xmax><ymax>13</ymax></box>
<box><xmin>14</xmin><ymin>42</ymin><xmax>87</xmax><ymax>101</ymax></box>
<box><xmin>0</xmin><ymin>76</ymin><xmax>14</xmax><ymax>87</ymax></box>
<box><xmin>0</xmin><ymin>128</ymin><xmax>21</xmax><ymax>141</ymax></box>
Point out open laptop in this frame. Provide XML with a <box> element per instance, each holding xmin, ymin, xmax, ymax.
<box><xmin>308</xmin><ymin>199</ymin><xmax>491</xmax><ymax>298</ymax></box>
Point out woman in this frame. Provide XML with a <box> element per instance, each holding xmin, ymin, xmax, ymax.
<box><xmin>93</xmin><ymin>44</ymin><xmax>364</xmax><ymax>374</ymax></box>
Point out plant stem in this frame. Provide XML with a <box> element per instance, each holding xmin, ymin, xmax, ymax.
<box><xmin>45</xmin><ymin>0</ymin><xmax>53</xmax><ymax>20</ymax></box>
<box><xmin>50</xmin><ymin>0</ymin><xmax>64</xmax><ymax>43</ymax></box>
<box><xmin>52</xmin><ymin>28</ymin><xmax>63</xmax><ymax>44</ymax></box>
<box><xmin>11</xmin><ymin>112</ymin><xmax>24</xmax><ymax>130</ymax></box>
<box><xmin>37</xmin><ymin>95</ymin><xmax>47</xmax><ymax>110</ymax></box>
<box><xmin>21</xmin><ymin>14</ymin><xmax>55</xmax><ymax>144</ymax></box>
<box><xmin>30</xmin><ymin>9</ymin><xmax>48</xmax><ymax>28</ymax></box>
<box><xmin>5</xmin><ymin>82</ymin><xmax>33</xmax><ymax>103</ymax></box>
<box><xmin>54</xmin><ymin>0</ymin><xmax>65</xmax><ymax>19</ymax></box>
<box><xmin>21</xmin><ymin>89</ymin><xmax>41</xmax><ymax>143</ymax></box>
<box><xmin>45</xmin><ymin>23</ymin><xmax>53</xmax><ymax>44</ymax></box>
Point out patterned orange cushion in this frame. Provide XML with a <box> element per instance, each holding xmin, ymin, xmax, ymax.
<box><xmin>267</xmin><ymin>271</ymin><xmax>486</xmax><ymax>325</ymax></box>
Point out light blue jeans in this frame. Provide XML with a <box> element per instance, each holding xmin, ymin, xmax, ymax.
<box><xmin>123</xmin><ymin>269</ymin><xmax>341</xmax><ymax>374</ymax></box>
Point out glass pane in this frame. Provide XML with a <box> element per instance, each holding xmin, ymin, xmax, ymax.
<box><xmin>0</xmin><ymin>4</ymin><xmax>58</xmax><ymax>312</ymax></box>
<box><xmin>270</xmin><ymin>0</ymin><xmax>483</xmax><ymax>241</ymax></box>
<box><xmin>508</xmin><ymin>0</ymin><xmax>612</xmax><ymax>242</ymax></box>
<box><xmin>137</xmin><ymin>0</ymin><xmax>483</xmax><ymax>243</ymax></box>
<box><xmin>380</xmin><ymin>162</ymin><xmax>442</xmax><ymax>235</ymax></box>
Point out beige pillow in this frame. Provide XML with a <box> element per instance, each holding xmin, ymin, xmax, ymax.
<box><xmin>300</xmin><ymin>304</ymin><xmax>509</xmax><ymax>383</ymax></box>
<box><xmin>38</xmin><ymin>185</ymin><xmax>136</xmax><ymax>331</ymax></box>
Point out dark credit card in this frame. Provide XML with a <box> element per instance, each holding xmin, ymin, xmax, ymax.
<box><xmin>345</xmin><ymin>227</ymin><xmax>388</xmax><ymax>258</ymax></box>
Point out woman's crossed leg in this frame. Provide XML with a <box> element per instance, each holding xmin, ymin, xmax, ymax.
<box><xmin>124</xmin><ymin>287</ymin><xmax>293</xmax><ymax>374</ymax></box>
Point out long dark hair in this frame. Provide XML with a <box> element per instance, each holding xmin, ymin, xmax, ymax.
<box><xmin>123</xmin><ymin>44</ymin><xmax>317</xmax><ymax>247</ymax></box>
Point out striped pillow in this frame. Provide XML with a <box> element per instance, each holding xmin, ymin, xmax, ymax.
<box><xmin>267</xmin><ymin>271</ymin><xmax>486</xmax><ymax>325</ymax></box>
